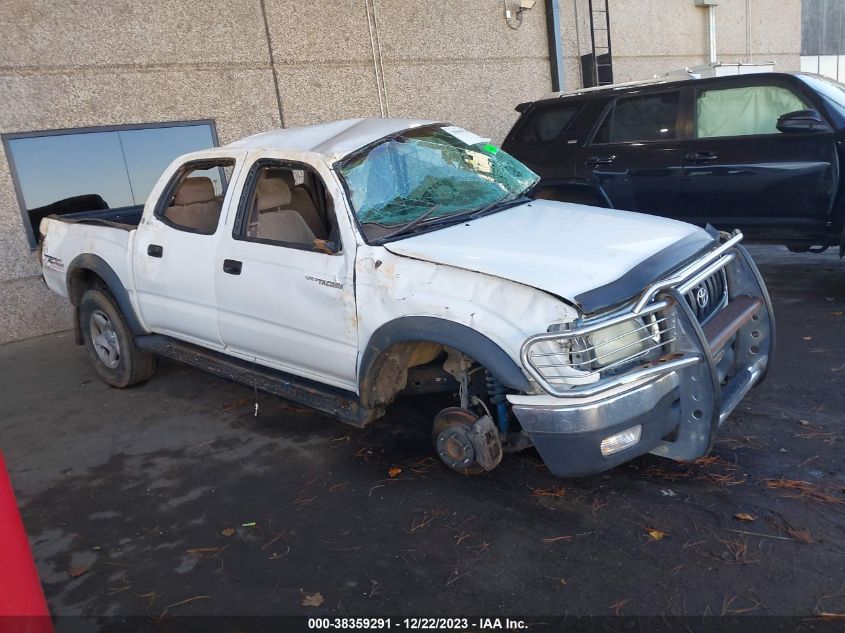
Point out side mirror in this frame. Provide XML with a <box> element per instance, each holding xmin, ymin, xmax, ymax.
<box><xmin>776</xmin><ymin>109</ymin><xmax>831</xmax><ymax>134</ymax></box>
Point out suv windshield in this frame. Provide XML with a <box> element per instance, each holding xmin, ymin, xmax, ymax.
<box><xmin>337</xmin><ymin>125</ymin><xmax>539</xmax><ymax>242</ymax></box>
<box><xmin>800</xmin><ymin>74</ymin><xmax>845</xmax><ymax>118</ymax></box>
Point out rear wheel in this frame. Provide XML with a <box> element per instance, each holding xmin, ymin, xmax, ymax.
<box><xmin>79</xmin><ymin>288</ymin><xmax>156</xmax><ymax>387</ymax></box>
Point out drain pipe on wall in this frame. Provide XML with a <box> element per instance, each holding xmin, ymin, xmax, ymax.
<box><xmin>695</xmin><ymin>0</ymin><xmax>719</xmax><ymax>64</ymax></box>
<box><xmin>708</xmin><ymin>3</ymin><xmax>717</xmax><ymax>63</ymax></box>
<box><xmin>745</xmin><ymin>0</ymin><xmax>753</xmax><ymax>62</ymax></box>
<box><xmin>545</xmin><ymin>0</ymin><xmax>564</xmax><ymax>91</ymax></box>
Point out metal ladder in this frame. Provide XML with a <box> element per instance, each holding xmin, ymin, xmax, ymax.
<box><xmin>588</xmin><ymin>0</ymin><xmax>614</xmax><ymax>86</ymax></box>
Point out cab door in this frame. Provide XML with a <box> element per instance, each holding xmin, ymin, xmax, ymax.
<box><xmin>574</xmin><ymin>88</ymin><xmax>687</xmax><ymax>216</ymax></box>
<box><xmin>214</xmin><ymin>157</ymin><xmax>359</xmax><ymax>391</ymax></box>
<box><xmin>132</xmin><ymin>154</ymin><xmax>243</xmax><ymax>348</ymax></box>
<box><xmin>679</xmin><ymin>80</ymin><xmax>839</xmax><ymax>237</ymax></box>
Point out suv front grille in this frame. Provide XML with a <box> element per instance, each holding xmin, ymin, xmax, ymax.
<box><xmin>684</xmin><ymin>269</ymin><xmax>727</xmax><ymax>323</ymax></box>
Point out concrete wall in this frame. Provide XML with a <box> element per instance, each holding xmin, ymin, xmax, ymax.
<box><xmin>272</xmin><ymin>0</ymin><xmax>553</xmax><ymax>137</ymax></box>
<box><xmin>0</xmin><ymin>1</ymin><xmax>283</xmax><ymax>343</ymax></box>
<box><xmin>0</xmin><ymin>0</ymin><xmax>554</xmax><ymax>344</ymax></box>
<box><xmin>563</xmin><ymin>0</ymin><xmax>801</xmax><ymax>88</ymax></box>
<box><xmin>802</xmin><ymin>0</ymin><xmax>845</xmax><ymax>55</ymax></box>
<box><xmin>0</xmin><ymin>0</ymin><xmax>802</xmax><ymax>344</ymax></box>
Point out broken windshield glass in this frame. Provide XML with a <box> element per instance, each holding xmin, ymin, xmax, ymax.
<box><xmin>336</xmin><ymin>125</ymin><xmax>539</xmax><ymax>242</ymax></box>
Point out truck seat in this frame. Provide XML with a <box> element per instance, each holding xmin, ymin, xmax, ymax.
<box><xmin>255</xmin><ymin>178</ymin><xmax>317</xmax><ymax>245</ymax></box>
<box><xmin>258</xmin><ymin>210</ymin><xmax>317</xmax><ymax>245</ymax></box>
<box><xmin>278</xmin><ymin>171</ymin><xmax>328</xmax><ymax>239</ymax></box>
<box><xmin>164</xmin><ymin>177</ymin><xmax>222</xmax><ymax>233</ymax></box>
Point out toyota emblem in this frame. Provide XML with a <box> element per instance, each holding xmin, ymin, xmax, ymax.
<box><xmin>695</xmin><ymin>285</ymin><xmax>709</xmax><ymax>309</ymax></box>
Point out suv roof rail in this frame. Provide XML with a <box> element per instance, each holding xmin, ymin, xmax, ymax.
<box><xmin>538</xmin><ymin>62</ymin><xmax>779</xmax><ymax>102</ymax></box>
<box><xmin>540</xmin><ymin>75</ymin><xmax>694</xmax><ymax>101</ymax></box>
<box><xmin>666</xmin><ymin>60</ymin><xmax>776</xmax><ymax>79</ymax></box>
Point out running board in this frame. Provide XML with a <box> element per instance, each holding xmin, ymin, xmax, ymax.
<box><xmin>135</xmin><ymin>335</ymin><xmax>378</xmax><ymax>427</ymax></box>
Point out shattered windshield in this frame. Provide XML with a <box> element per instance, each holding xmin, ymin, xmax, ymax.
<box><xmin>336</xmin><ymin>125</ymin><xmax>539</xmax><ymax>242</ymax></box>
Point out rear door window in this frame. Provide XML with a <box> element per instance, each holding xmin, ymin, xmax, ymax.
<box><xmin>156</xmin><ymin>159</ymin><xmax>234</xmax><ymax>234</ymax></box>
<box><xmin>516</xmin><ymin>103</ymin><xmax>581</xmax><ymax>143</ymax></box>
<box><xmin>592</xmin><ymin>91</ymin><xmax>681</xmax><ymax>144</ymax></box>
<box><xmin>695</xmin><ymin>85</ymin><xmax>809</xmax><ymax>138</ymax></box>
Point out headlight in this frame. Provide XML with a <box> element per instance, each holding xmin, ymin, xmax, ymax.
<box><xmin>526</xmin><ymin>314</ymin><xmax>668</xmax><ymax>390</ymax></box>
<box><xmin>585</xmin><ymin>319</ymin><xmax>651</xmax><ymax>368</ymax></box>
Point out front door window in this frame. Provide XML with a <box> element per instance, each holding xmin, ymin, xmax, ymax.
<box><xmin>695</xmin><ymin>85</ymin><xmax>808</xmax><ymax>138</ymax></box>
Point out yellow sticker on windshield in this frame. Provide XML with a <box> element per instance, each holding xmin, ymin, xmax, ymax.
<box><xmin>466</xmin><ymin>150</ymin><xmax>492</xmax><ymax>173</ymax></box>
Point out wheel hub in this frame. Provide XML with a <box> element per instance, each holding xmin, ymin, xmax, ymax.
<box><xmin>90</xmin><ymin>309</ymin><xmax>121</xmax><ymax>369</ymax></box>
<box><xmin>437</xmin><ymin>430</ymin><xmax>476</xmax><ymax>468</ymax></box>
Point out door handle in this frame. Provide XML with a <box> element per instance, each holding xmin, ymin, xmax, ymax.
<box><xmin>147</xmin><ymin>244</ymin><xmax>163</xmax><ymax>258</ymax></box>
<box><xmin>585</xmin><ymin>155</ymin><xmax>615</xmax><ymax>167</ymax></box>
<box><xmin>223</xmin><ymin>259</ymin><xmax>242</xmax><ymax>275</ymax></box>
<box><xmin>684</xmin><ymin>151</ymin><xmax>718</xmax><ymax>163</ymax></box>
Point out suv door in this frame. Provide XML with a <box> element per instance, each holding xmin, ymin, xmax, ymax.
<box><xmin>679</xmin><ymin>80</ymin><xmax>838</xmax><ymax>238</ymax></box>
<box><xmin>215</xmin><ymin>157</ymin><xmax>359</xmax><ymax>390</ymax></box>
<box><xmin>133</xmin><ymin>156</ymin><xmax>242</xmax><ymax>349</ymax></box>
<box><xmin>575</xmin><ymin>88</ymin><xmax>687</xmax><ymax>215</ymax></box>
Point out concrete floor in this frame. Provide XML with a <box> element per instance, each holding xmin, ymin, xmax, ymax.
<box><xmin>2</xmin><ymin>245</ymin><xmax>844</xmax><ymax>626</ymax></box>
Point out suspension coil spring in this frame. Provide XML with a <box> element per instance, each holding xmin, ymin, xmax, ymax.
<box><xmin>485</xmin><ymin>371</ymin><xmax>509</xmax><ymax>434</ymax></box>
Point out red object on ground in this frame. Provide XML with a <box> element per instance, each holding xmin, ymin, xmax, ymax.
<box><xmin>0</xmin><ymin>452</ymin><xmax>53</xmax><ymax>633</ymax></box>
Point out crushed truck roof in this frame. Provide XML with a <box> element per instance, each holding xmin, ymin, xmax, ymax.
<box><xmin>226</xmin><ymin>117</ymin><xmax>436</xmax><ymax>159</ymax></box>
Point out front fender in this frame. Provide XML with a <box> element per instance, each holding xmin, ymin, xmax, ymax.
<box><xmin>358</xmin><ymin>316</ymin><xmax>532</xmax><ymax>392</ymax></box>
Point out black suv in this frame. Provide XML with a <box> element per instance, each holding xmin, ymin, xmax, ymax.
<box><xmin>503</xmin><ymin>72</ymin><xmax>845</xmax><ymax>255</ymax></box>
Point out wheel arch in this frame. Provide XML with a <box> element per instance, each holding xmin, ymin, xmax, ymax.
<box><xmin>358</xmin><ymin>316</ymin><xmax>531</xmax><ymax>408</ymax></box>
<box><xmin>67</xmin><ymin>254</ymin><xmax>146</xmax><ymax>336</ymax></box>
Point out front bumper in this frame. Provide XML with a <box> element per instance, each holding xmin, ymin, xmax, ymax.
<box><xmin>509</xmin><ymin>238</ymin><xmax>774</xmax><ymax>478</ymax></box>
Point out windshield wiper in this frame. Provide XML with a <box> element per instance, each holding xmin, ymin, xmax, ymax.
<box><xmin>377</xmin><ymin>204</ymin><xmax>444</xmax><ymax>241</ymax></box>
<box><xmin>467</xmin><ymin>192</ymin><xmax>525</xmax><ymax>220</ymax></box>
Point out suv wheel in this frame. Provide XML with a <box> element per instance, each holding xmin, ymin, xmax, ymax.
<box><xmin>79</xmin><ymin>288</ymin><xmax>156</xmax><ymax>387</ymax></box>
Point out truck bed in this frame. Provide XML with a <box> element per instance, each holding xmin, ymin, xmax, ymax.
<box><xmin>62</xmin><ymin>204</ymin><xmax>144</xmax><ymax>228</ymax></box>
<box><xmin>39</xmin><ymin>214</ymin><xmax>138</xmax><ymax>303</ymax></box>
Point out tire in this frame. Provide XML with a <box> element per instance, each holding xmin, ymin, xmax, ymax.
<box><xmin>79</xmin><ymin>288</ymin><xmax>157</xmax><ymax>388</ymax></box>
<box><xmin>432</xmin><ymin>407</ymin><xmax>485</xmax><ymax>476</ymax></box>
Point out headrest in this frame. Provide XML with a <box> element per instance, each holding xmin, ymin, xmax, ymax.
<box><xmin>257</xmin><ymin>178</ymin><xmax>291</xmax><ymax>210</ymax></box>
<box><xmin>278</xmin><ymin>170</ymin><xmax>295</xmax><ymax>187</ymax></box>
<box><xmin>174</xmin><ymin>177</ymin><xmax>216</xmax><ymax>205</ymax></box>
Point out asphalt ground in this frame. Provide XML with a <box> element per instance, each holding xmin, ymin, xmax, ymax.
<box><xmin>1</xmin><ymin>245</ymin><xmax>844</xmax><ymax>631</ymax></box>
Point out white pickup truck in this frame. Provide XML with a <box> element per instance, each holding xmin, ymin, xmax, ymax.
<box><xmin>39</xmin><ymin>118</ymin><xmax>774</xmax><ymax>477</ymax></box>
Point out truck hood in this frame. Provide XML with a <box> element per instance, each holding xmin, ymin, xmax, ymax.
<box><xmin>384</xmin><ymin>199</ymin><xmax>714</xmax><ymax>314</ymax></box>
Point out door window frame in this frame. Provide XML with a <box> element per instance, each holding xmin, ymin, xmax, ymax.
<box><xmin>153</xmin><ymin>157</ymin><xmax>236</xmax><ymax>236</ymax></box>
<box><xmin>231</xmin><ymin>157</ymin><xmax>343</xmax><ymax>255</ymax></box>
<box><xmin>691</xmin><ymin>79</ymin><xmax>819</xmax><ymax>140</ymax></box>
<box><xmin>587</xmin><ymin>88</ymin><xmax>688</xmax><ymax>146</ymax></box>
<box><xmin>512</xmin><ymin>100</ymin><xmax>585</xmax><ymax>145</ymax></box>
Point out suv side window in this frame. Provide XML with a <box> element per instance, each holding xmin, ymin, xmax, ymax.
<box><xmin>516</xmin><ymin>102</ymin><xmax>581</xmax><ymax>143</ymax></box>
<box><xmin>696</xmin><ymin>85</ymin><xmax>809</xmax><ymax>138</ymax></box>
<box><xmin>157</xmin><ymin>159</ymin><xmax>234</xmax><ymax>234</ymax></box>
<box><xmin>593</xmin><ymin>91</ymin><xmax>680</xmax><ymax>144</ymax></box>
<box><xmin>234</xmin><ymin>160</ymin><xmax>340</xmax><ymax>254</ymax></box>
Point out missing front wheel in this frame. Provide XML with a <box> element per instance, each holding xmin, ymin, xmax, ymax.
<box><xmin>432</xmin><ymin>407</ymin><xmax>502</xmax><ymax>475</ymax></box>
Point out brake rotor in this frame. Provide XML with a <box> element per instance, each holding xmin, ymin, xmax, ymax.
<box><xmin>432</xmin><ymin>407</ymin><xmax>485</xmax><ymax>476</ymax></box>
